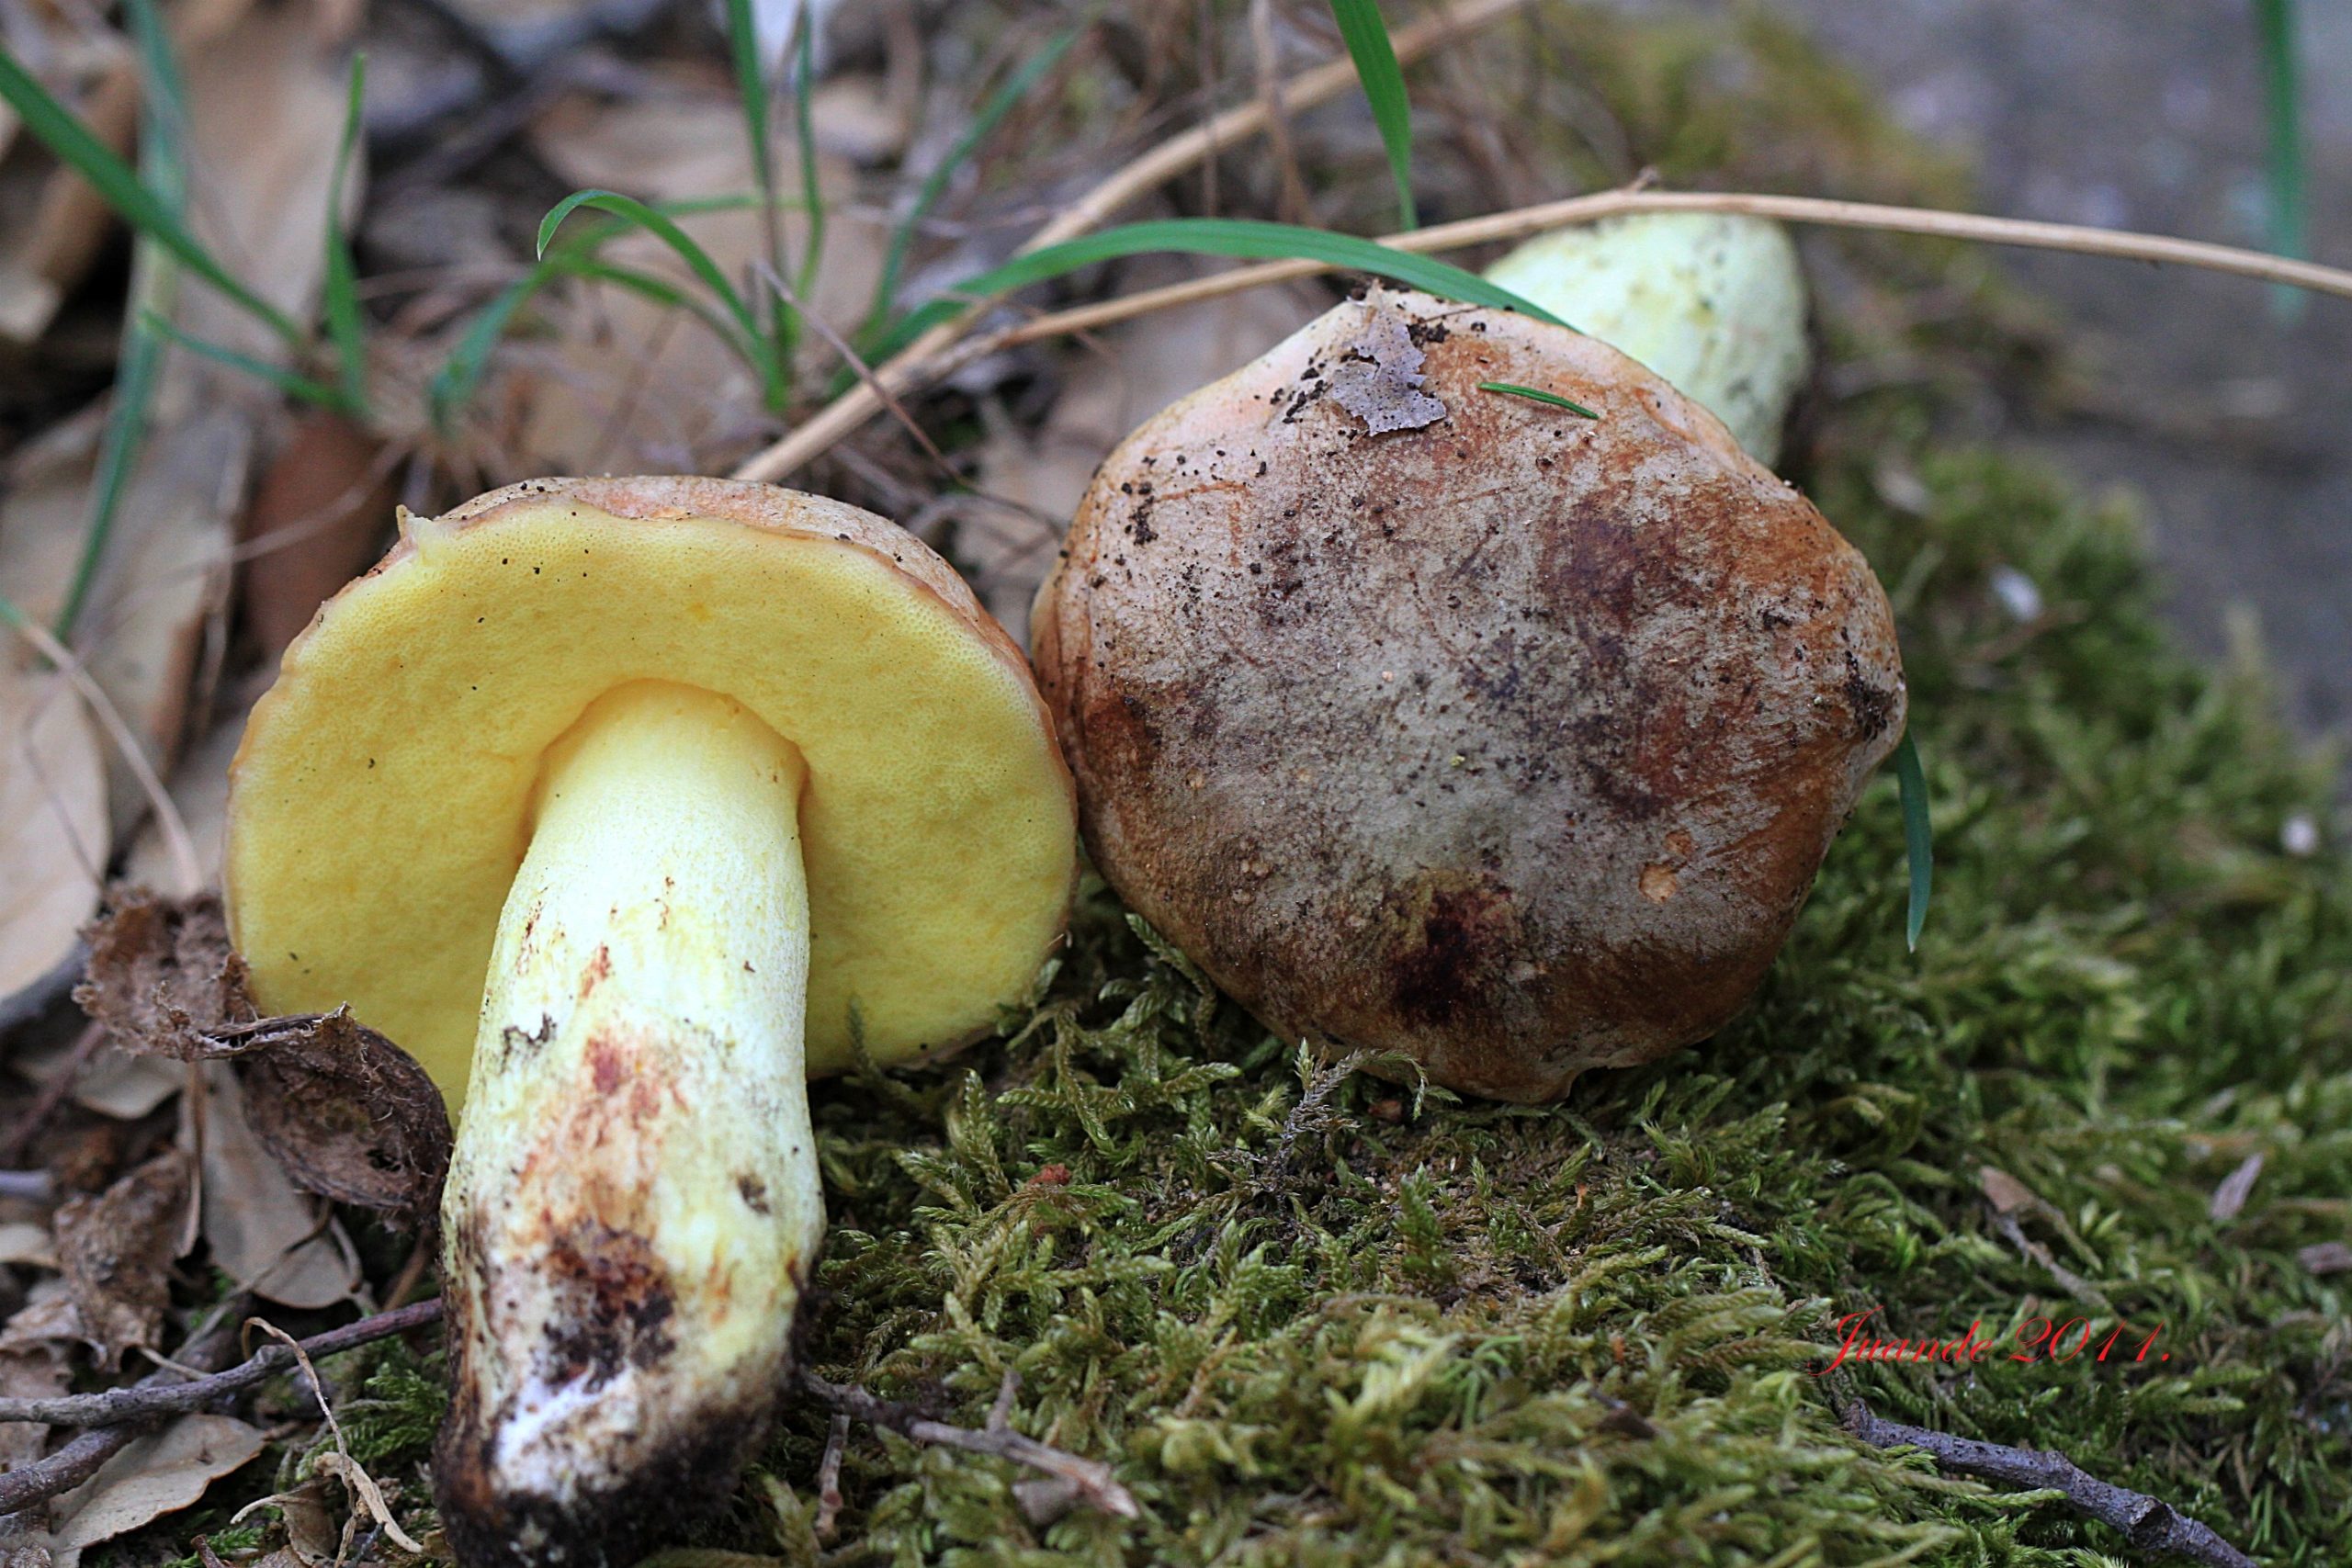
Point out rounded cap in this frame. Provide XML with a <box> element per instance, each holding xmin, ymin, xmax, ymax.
<box><xmin>1032</xmin><ymin>288</ymin><xmax>1903</xmax><ymax>1102</ymax></box>
<box><xmin>1485</xmin><ymin>212</ymin><xmax>1810</xmax><ymax>465</ymax></box>
<box><xmin>228</xmin><ymin>476</ymin><xmax>1077</xmax><ymax>1100</ymax></box>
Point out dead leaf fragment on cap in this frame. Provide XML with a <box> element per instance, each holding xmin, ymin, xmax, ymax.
<box><xmin>1322</xmin><ymin>299</ymin><xmax>1448</xmax><ymax>434</ymax></box>
<box><xmin>54</xmin><ymin>1152</ymin><xmax>192</xmax><ymax>1369</ymax></box>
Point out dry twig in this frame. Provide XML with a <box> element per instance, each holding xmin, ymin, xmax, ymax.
<box><xmin>1840</xmin><ymin>1398</ymin><xmax>2256</xmax><ymax>1568</ymax></box>
<box><xmin>0</xmin><ymin>1295</ymin><xmax>252</xmax><ymax>1517</ymax></box>
<box><xmin>735</xmin><ymin>177</ymin><xmax>2352</xmax><ymax>485</ymax></box>
<box><xmin>0</xmin><ymin>1300</ymin><xmax>443</xmax><ymax>1428</ymax></box>
<box><xmin>799</xmin><ymin>1368</ymin><xmax>1140</xmax><ymax>1522</ymax></box>
<box><xmin>813</xmin><ymin>1412</ymin><xmax>850</xmax><ymax>1540</ymax></box>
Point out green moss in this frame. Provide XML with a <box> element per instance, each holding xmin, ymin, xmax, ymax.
<box><xmin>752</xmin><ymin>394</ymin><xmax>2349</xmax><ymax>1565</ymax></box>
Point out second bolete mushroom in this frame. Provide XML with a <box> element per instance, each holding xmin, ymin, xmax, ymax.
<box><xmin>225</xmin><ymin>477</ymin><xmax>1076</xmax><ymax>1566</ymax></box>
<box><xmin>1033</xmin><ymin>287</ymin><xmax>1904</xmax><ymax>1102</ymax></box>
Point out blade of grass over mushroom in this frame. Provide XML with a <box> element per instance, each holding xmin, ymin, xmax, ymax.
<box><xmin>321</xmin><ymin>54</ymin><xmax>370</xmax><ymax>414</ymax></box>
<box><xmin>860</xmin><ymin>22</ymin><xmax>1086</xmax><ymax>344</ymax></box>
<box><xmin>1894</xmin><ymin>731</ymin><xmax>1932</xmax><ymax>951</ymax></box>
<box><xmin>868</xmin><ymin>218</ymin><xmax>1563</xmax><ymax>363</ymax></box>
<box><xmin>537</xmin><ymin>188</ymin><xmax>785</xmax><ymax>409</ymax></box>
<box><xmin>2255</xmin><ymin>0</ymin><xmax>2307</xmax><ymax>322</ymax></box>
<box><xmin>0</xmin><ymin>46</ymin><xmax>300</xmax><ymax>347</ymax></box>
<box><xmin>1329</xmin><ymin>0</ymin><xmax>1419</xmax><ymax>230</ymax></box>
<box><xmin>1478</xmin><ymin>380</ymin><xmax>1598</xmax><ymax>417</ymax></box>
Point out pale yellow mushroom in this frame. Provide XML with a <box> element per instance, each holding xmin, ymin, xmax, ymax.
<box><xmin>226</xmin><ymin>476</ymin><xmax>1076</xmax><ymax>1568</ymax></box>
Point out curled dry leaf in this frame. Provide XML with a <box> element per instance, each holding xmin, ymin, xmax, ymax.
<box><xmin>0</xmin><ymin>668</ymin><xmax>108</xmax><ymax>1013</ymax></box>
<box><xmin>75</xmin><ymin>891</ymin><xmax>453</xmax><ymax>1223</ymax></box>
<box><xmin>74</xmin><ymin>888</ymin><xmax>248</xmax><ymax>1061</ymax></box>
<box><xmin>53</xmin><ymin>1153</ymin><xmax>192</xmax><ymax>1370</ymax></box>
<box><xmin>232</xmin><ymin>1011</ymin><xmax>451</xmax><ymax>1223</ymax></box>
<box><xmin>193</xmin><ymin>1066</ymin><xmax>356</xmax><ymax>1312</ymax></box>
<box><xmin>31</xmin><ymin>1413</ymin><xmax>266</xmax><ymax>1568</ymax></box>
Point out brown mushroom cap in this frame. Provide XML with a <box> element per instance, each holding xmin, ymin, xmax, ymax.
<box><xmin>1032</xmin><ymin>288</ymin><xmax>1905</xmax><ymax>1102</ymax></box>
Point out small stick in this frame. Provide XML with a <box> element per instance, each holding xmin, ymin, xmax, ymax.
<box><xmin>0</xmin><ymin>1300</ymin><xmax>444</xmax><ymax>1428</ymax></box>
<box><xmin>733</xmin><ymin>179</ymin><xmax>2352</xmax><ymax>485</ymax></box>
<box><xmin>1840</xmin><ymin>1398</ymin><xmax>2256</xmax><ymax>1568</ymax></box>
<box><xmin>798</xmin><ymin>1370</ymin><xmax>1140</xmax><ymax>1520</ymax></box>
<box><xmin>812</xmin><ymin>1412</ymin><xmax>850</xmax><ymax>1540</ymax></box>
<box><xmin>0</xmin><ymin>1295</ymin><xmax>252</xmax><ymax>1517</ymax></box>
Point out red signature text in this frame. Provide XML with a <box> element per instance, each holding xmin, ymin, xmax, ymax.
<box><xmin>1810</xmin><ymin>1308</ymin><xmax>2169</xmax><ymax>1376</ymax></box>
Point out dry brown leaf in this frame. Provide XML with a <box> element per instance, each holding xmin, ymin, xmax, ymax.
<box><xmin>125</xmin><ymin>686</ymin><xmax>255</xmax><ymax>894</ymax></box>
<box><xmin>2209</xmin><ymin>1152</ymin><xmax>2265</xmax><ymax>1224</ymax></box>
<box><xmin>52</xmin><ymin>1152</ymin><xmax>191</xmax><ymax>1369</ymax></box>
<box><xmin>3</xmin><ymin>1</ymin><xmax>358</xmax><ymax>845</ymax></box>
<box><xmin>2300</xmin><ymin>1241</ymin><xmax>2352</xmax><ymax>1276</ymax></box>
<box><xmin>0</xmin><ymin>23</ymin><xmax>135</xmax><ymax>346</ymax></box>
<box><xmin>0</xmin><ymin>1345</ymin><xmax>72</xmax><ymax>1479</ymax></box>
<box><xmin>1976</xmin><ymin>1165</ymin><xmax>2041</xmax><ymax>1216</ymax></box>
<box><xmin>74</xmin><ymin>889</ymin><xmax>249</xmax><ymax>1061</ymax></box>
<box><xmin>971</xmin><ymin>275</ymin><xmax>1320</xmax><ymax>633</ymax></box>
<box><xmin>0</xmin><ymin>1222</ymin><xmax>61</xmax><ymax>1270</ymax></box>
<box><xmin>33</xmin><ymin>1414</ymin><xmax>266</xmax><ymax>1568</ymax></box>
<box><xmin>239</xmin><ymin>412</ymin><xmax>393</xmax><ymax>665</ymax></box>
<box><xmin>233</xmin><ymin>1012</ymin><xmax>451</xmax><ymax>1222</ymax></box>
<box><xmin>0</xmin><ymin>667</ymin><xmax>107</xmax><ymax>1011</ymax></box>
<box><xmin>191</xmin><ymin>1066</ymin><xmax>356</xmax><ymax>1311</ymax></box>
<box><xmin>0</xmin><ymin>1281</ymin><xmax>86</xmax><ymax>1357</ymax></box>
<box><xmin>508</xmin><ymin>72</ymin><xmax>888</xmax><ymax>472</ymax></box>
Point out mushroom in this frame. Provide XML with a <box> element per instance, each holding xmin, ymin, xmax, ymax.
<box><xmin>1031</xmin><ymin>287</ymin><xmax>1903</xmax><ymax>1103</ymax></box>
<box><xmin>224</xmin><ymin>476</ymin><xmax>1077</xmax><ymax>1567</ymax></box>
<box><xmin>1484</xmin><ymin>212</ymin><xmax>1810</xmax><ymax>465</ymax></box>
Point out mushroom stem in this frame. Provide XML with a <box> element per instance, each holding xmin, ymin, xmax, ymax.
<box><xmin>434</xmin><ymin>681</ymin><xmax>822</xmax><ymax>1568</ymax></box>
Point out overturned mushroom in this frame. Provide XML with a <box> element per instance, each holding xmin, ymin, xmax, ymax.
<box><xmin>1485</xmin><ymin>211</ymin><xmax>1811</xmax><ymax>465</ymax></box>
<box><xmin>225</xmin><ymin>477</ymin><xmax>1076</xmax><ymax>1567</ymax></box>
<box><xmin>1032</xmin><ymin>288</ymin><xmax>1903</xmax><ymax>1103</ymax></box>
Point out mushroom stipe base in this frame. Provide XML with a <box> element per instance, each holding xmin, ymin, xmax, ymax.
<box><xmin>436</xmin><ymin>682</ymin><xmax>822</xmax><ymax>1568</ymax></box>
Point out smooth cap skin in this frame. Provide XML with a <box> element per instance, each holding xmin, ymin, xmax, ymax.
<box><xmin>1032</xmin><ymin>288</ymin><xmax>1904</xmax><ymax>1102</ymax></box>
<box><xmin>1485</xmin><ymin>213</ymin><xmax>1810</xmax><ymax>466</ymax></box>
<box><xmin>227</xmin><ymin>476</ymin><xmax>1076</xmax><ymax>1102</ymax></box>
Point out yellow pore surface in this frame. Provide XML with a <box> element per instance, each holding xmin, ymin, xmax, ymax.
<box><xmin>225</xmin><ymin>497</ymin><xmax>1075</xmax><ymax>1105</ymax></box>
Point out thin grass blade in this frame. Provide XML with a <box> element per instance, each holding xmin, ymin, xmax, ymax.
<box><xmin>786</xmin><ymin>12</ymin><xmax>824</xmax><ymax>351</ymax></box>
<box><xmin>2254</xmin><ymin>0</ymin><xmax>2307</xmax><ymax>322</ymax></box>
<box><xmin>861</xmin><ymin>22</ymin><xmax>1083</xmax><ymax>341</ymax></box>
<box><xmin>0</xmin><ymin>47</ymin><xmax>299</xmax><ymax>345</ymax></box>
<box><xmin>1328</xmin><ymin>0</ymin><xmax>1418</xmax><ymax>230</ymax></box>
<box><xmin>537</xmin><ymin>188</ymin><xmax>782</xmax><ymax>403</ymax></box>
<box><xmin>321</xmin><ymin>54</ymin><xmax>369</xmax><ymax>413</ymax></box>
<box><xmin>1894</xmin><ymin>731</ymin><xmax>1933</xmax><ymax>951</ymax></box>
<box><xmin>1477</xmin><ymin>381</ymin><xmax>1598</xmax><ymax>418</ymax></box>
<box><xmin>142</xmin><ymin>314</ymin><xmax>346</xmax><ymax>411</ymax></box>
<box><xmin>871</xmin><ymin>216</ymin><xmax>1562</xmax><ymax>363</ymax></box>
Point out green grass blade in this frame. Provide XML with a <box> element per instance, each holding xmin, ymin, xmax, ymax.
<box><xmin>0</xmin><ymin>46</ymin><xmax>300</xmax><ymax>346</ymax></box>
<box><xmin>322</xmin><ymin>53</ymin><xmax>369</xmax><ymax>414</ymax></box>
<box><xmin>537</xmin><ymin>187</ymin><xmax>782</xmax><ymax>407</ymax></box>
<box><xmin>861</xmin><ymin>22</ymin><xmax>1083</xmax><ymax>342</ymax></box>
<box><xmin>1328</xmin><ymin>0</ymin><xmax>1417</xmax><ymax>230</ymax></box>
<box><xmin>785</xmin><ymin>12</ymin><xmax>824</xmax><ymax>357</ymax></box>
<box><xmin>122</xmin><ymin>0</ymin><xmax>187</xmax><ymax>204</ymax></box>
<box><xmin>1478</xmin><ymin>381</ymin><xmax>1598</xmax><ymax>418</ymax></box>
<box><xmin>142</xmin><ymin>313</ymin><xmax>346</xmax><ymax>410</ymax></box>
<box><xmin>54</xmin><ymin>321</ymin><xmax>164</xmax><ymax>639</ymax></box>
<box><xmin>871</xmin><ymin>217</ymin><xmax>1563</xmax><ymax>363</ymax></box>
<box><xmin>2254</xmin><ymin>0</ymin><xmax>2307</xmax><ymax>322</ymax></box>
<box><xmin>1894</xmin><ymin>731</ymin><xmax>1933</xmax><ymax>951</ymax></box>
<box><xmin>724</xmin><ymin>0</ymin><xmax>775</xmax><ymax>209</ymax></box>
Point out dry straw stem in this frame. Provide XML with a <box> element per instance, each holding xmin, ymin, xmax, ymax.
<box><xmin>734</xmin><ymin>183</ymin><xmax>2352</xmax><ymax>483</ymax></box>
<box><xmin>729</xmin><ymin>0</ymin><xmax>1535</xmax><ymax>484</ymax></box>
